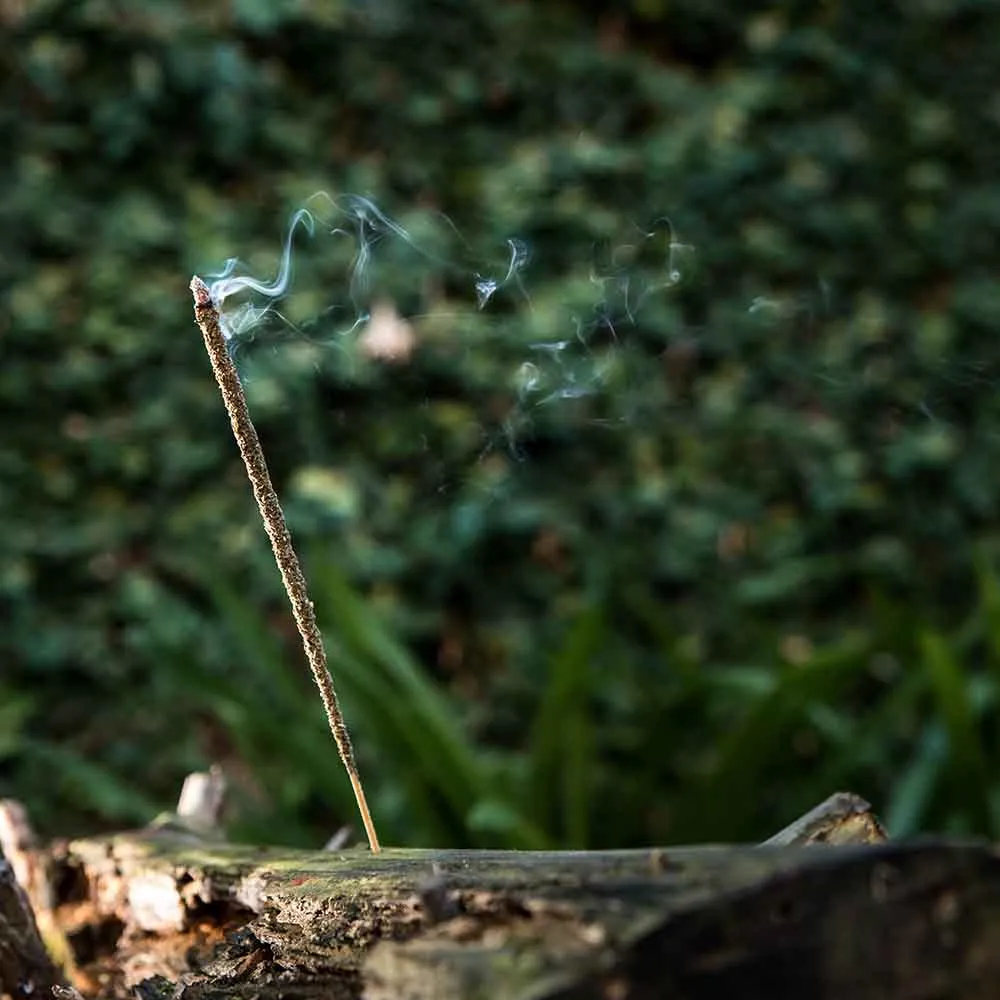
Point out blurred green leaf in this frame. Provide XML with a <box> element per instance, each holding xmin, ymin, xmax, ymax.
<box><xmin>22</xmin><ymin>740</ymin><xmax>160</xmax><ymax>825</ymax></box>
<box><xmin>919</xmin><ymin>629</ymin><xmax>994</xmax><ymax>836</ymax></box>
<box><xmin>528</xmin><ymin>606</ymin><xmax>602</xmax><ymax>848</ymax></box>
<box><xmin>885</xmin><ymin>722</ymin><xmax>947</xmax><ymax>837</ymax></box>
<box><xmin>0</xmin><ymin>689</ymin><xmax>33</xmax><ymax>761</ymax></box>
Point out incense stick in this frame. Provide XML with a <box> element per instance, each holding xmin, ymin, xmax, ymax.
<box><xmin>190</xmin><ymin>275</ymin><xmax>381</xmax><ymax>854</ymax></box>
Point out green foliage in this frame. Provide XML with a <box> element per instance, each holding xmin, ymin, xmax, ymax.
<box><xmin>2</xmin><ymin>0</ymin><xmax>1000</xmax><ymax>845</ymax></box>
<box><xmin>118</xmin><ymin>557</ymin><xmax>1000</xmax><ymax>848</ymax></box>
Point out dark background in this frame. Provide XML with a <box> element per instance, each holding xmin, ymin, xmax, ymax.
<box><xmin>3</xmin><ymin>0</ymin><xmax>1000</xmax><ymax>850</ymax></box>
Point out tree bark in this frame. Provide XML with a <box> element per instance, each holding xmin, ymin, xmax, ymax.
<box><xmin>0</xmin><ymin>846</ymin><xmax>62</xmax><ymax>1000</ymax></box>
<box><xmin>36</xmin><ymin>824</ymin><xmax>1000</xmax><ymax>1000</ymax></box>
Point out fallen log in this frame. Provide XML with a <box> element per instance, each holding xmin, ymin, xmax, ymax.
<box><xmin>0</xmin><ymin>842</ymin><xmax>62</xmax><ymax>1000</ymax></box>
<box><xmin>14</xmin><ymin>789</ymin><xmax>996</xmax><ymax>1000</ymax></box>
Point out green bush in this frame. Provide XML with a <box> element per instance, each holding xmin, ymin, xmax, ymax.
<box><xmin>2</xmin><ymin>0</ymin><xmax>999</xmax><ymax>845</ymax></box>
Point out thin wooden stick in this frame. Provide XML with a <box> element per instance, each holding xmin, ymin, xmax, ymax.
<box><xmin>190</xmin><ymin>275</ymin><xmax>381</xmax><ymax>854</ymax></box>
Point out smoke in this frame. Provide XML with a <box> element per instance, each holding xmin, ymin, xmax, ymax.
<box><xmin>209</xmin><ymin>208</ymin><xmax>316</xmax><ymax>305</ymax></box>
<box><xmin>191</xmin><ymin>188</ymin><xmax>994</xmax><ymax>544</ymax></box>
<box><xmin>196</xmin><ymin>192</ymin><xmax>700</xmax><ymax>468</ymax></box>
<box><xmin>193</xmin><ymin>190</ymin><xmax>978</xmax><ymax>517</ymax></box>
<box><xmin>204</xmin><ymin>193</ymin><xmax>538</xmax><ymax>346</ymax></box>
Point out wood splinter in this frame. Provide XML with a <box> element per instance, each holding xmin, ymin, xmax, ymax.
<box><xmin>761</xmin><ymin>792</ymin><xmax>887</xmax><ymax>847</ymax></box>
<box><xmin>175</xmin><ymin>765</ymin><xmax>228</xmax><ymax>834</ymax></box>
<box><xmin>191</xmin><ymin>275</ymin><xmax>381</xmax><ymax>855</ymax></box>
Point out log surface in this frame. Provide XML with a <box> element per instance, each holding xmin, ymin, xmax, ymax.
<box><xmin>40</xmin><ymin>828</ymin><xmax>1000</xmax><ymax>1000</ymax></box>
<box><xmin>0</xmin><ymin>847</ymin><xmax>62</xmax><ymax>1000</ymax></box>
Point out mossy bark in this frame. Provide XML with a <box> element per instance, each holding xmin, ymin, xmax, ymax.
<box><xmin>39</xmin><ymin>829</ymin><xmax>1000</xmax><ymax>1000</ymax></box>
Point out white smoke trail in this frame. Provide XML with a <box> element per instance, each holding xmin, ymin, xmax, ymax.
<box><xmin>194</xmin><ymin>192</ymin><xmax>702</xmax><ymax>466</ymax></box>
<box><xmin>209</xmin><ymin>208</ymin><xmax>316</xmax><ymax>306</ymax></box>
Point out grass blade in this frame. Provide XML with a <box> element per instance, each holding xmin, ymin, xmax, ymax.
<box><xmin>918</xmin><ymin>628</ymin><xmax>994</xmax><ymax>836</ymax></box>
<box><xmin>528</xmin><ymin>606</ymin><xmax>602</xmax><ymax>848</ymax></box>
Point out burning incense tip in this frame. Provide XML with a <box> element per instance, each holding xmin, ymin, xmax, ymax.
<box><xmin>190</xmin><ymin>275</ymin><xmax>212</xmax><ymax>308</ymax></box>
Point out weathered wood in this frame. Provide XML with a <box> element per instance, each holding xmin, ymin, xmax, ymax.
<box><xmin>761</xmin><ymin>791</ymin><xmax>887</xmax><ymax>846</ymax></box>
<box><xmin>0</xmin><ymin>845</ymin><xmax>63</xmax><ymax>1000</ymax></box>
<box><xmin>0</xmin><ymin>799</ymin><xmax>77</xmax><ymax>983</ymax></box>
<box><xmin>39</xmin><ymin>826</ymin><xmax>1000</xmax><ymax>1000</ymax></box>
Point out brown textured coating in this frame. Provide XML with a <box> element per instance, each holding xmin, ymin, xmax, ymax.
<box><xmin>190</xmin><ymin>276</ymin><xmax>381</xmax><ymax>854</ymax></box>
